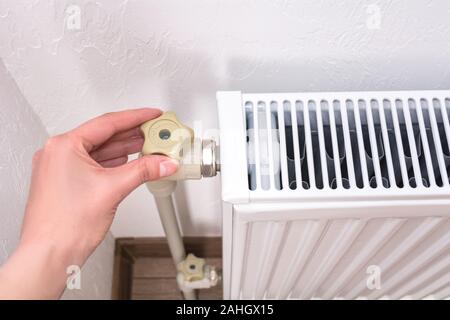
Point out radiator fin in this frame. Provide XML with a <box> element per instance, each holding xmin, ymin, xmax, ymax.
<box><xmin>244</xmin><ymin>93</ymin><xmax>450</xmax><ymax>193</ymax></box>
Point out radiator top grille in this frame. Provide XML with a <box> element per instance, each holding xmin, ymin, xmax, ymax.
<box><xmin>244</xmin><ymin>92</ymin><xmax>450</xmax><ymax>194</ymax></box>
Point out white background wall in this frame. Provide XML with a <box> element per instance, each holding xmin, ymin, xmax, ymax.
<box><xmin>1</xmin><ymin>0</ymin><xmax>450</xmax><ymax>237</ymax></box>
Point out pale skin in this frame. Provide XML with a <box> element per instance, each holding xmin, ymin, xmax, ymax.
<box><xmin>0</xmin><ymin>108</ymin><xmax>178</xmax><ymax>299</ymax></box>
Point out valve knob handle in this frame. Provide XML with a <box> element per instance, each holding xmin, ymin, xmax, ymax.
<box><xmin>140</xmin><ymin>112</ymin><xmax>194</xmax><ymax>161</ymax></box>
<box><xmin>177</xmin><ymin>253</ymin><xmax>205</xmax><ymax>282</ymax></box>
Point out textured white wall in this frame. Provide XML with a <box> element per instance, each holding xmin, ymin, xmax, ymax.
<box><xmin>0</xmin><ymin>58</ymin><xmax>114</xmax><ymax>299</ymax></box>
<box><xmin>1</xmin><ymin>0</ymin><xmax>449</xmax><ymax>237</ymax></box>
<box><xmin>0</xmin><ymin>59</ymin><xmax>48</xmax><ymax>264</ymax></box>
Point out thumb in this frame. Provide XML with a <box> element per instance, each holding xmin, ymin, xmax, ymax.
<box><xmin>110</xmin><ymin>155</ymin><xmax>178</xmax><ymax>197</ymax></box>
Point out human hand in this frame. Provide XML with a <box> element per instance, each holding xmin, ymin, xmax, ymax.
<box><xmin>0</xmin><ymin>108</ymin><xmax>178</xmax><ymax>299</ymax></box>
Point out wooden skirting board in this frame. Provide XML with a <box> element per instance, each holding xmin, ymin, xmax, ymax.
<box><xmin>112</xmin><ymin>237</ymin><xmax>222</xmax><ymax>300</ymax></box>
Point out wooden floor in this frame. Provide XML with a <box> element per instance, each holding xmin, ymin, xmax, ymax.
<box><xmin>131</xmin><ymin>257</ymin><xmax>223</xmax><ymax>300</ymax></box>
<box><xmin>112</xmin><ymin>237</ymin><xmax>223</xmax><ymax>300</ymax></box>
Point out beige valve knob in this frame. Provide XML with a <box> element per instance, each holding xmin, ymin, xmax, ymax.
<box><xmin>140</xmin><ymin>112</ymin><xmax>194</xmax><ymax>160</ymax></box>
<box><xmin>177</xmin><ymin>253</ymin><xmax>205</xmax><ymax>282</ymax></box>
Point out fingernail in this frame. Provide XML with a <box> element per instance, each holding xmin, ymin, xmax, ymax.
<box><xmin>159</xmin><ymin>159</ymin><xmax>179</xmax><ymax>177</ymax></box>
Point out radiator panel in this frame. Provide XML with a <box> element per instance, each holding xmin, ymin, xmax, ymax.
<box><xmin>231</xmin><ymin>207</ymin><xmax>450</xmax><ymax>300</ymax></box>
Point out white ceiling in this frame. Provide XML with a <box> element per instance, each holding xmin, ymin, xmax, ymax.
<box><xmin>1</xmin><ymin>0</ymin><xmax>450</xmax><ymax>237</ymax></box>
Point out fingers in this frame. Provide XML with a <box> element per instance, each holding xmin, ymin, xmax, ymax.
<box><xmin>70</xmin><ymin>108</ymin><xmax>161</xmax><ymax>152</ymax></box>
<box><xmin>110</xmin><ymin>155</ymin><xmax>178</xmax><ymax>197</ymax></box>
<box><xmin>90</xmin><ymin>136</ymin><xmax>144</xmax><ymax>162</ymax></box>
<box><xmin>99</xmin><ymin>156</ymin><xmax>129</xmax><ymax>168</ymax></box>
<box><xmin>105</xmin><ymin>126</ymin><xmax>142</xmax><ymax>144</ymax></box>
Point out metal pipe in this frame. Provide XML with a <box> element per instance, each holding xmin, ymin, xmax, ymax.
<box><xmin>153</xmin><ymin>195</ymin><xmax>197</xmax><ymax>300</ymax></box>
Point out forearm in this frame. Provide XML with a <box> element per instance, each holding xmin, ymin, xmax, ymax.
<box><xmin>0</xmin><ymin>241</ymin><xmax>76</xmax><ymax>299</ymax></box>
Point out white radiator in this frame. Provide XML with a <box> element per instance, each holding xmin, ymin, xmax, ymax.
<box><xmin>216</xmin><ymin>90</ymin><xmax>450</xmax><ymax>300</ymax></box>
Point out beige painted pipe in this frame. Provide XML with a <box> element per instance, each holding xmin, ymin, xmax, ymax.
<box><xmin>153</xmin><ymin>194</ymin><xmax>196</xmax><ymax>300</ymax></box>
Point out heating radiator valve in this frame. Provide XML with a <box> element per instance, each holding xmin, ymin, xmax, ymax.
<box><xmin>140</xmin><ymin>111</ymin><xmax>219</xmax><ymax>180</ymax></box>
<box><xmin>176</xmin><ymin>254</ymin><xmax>220</xmax><ymax>291</ymax></box>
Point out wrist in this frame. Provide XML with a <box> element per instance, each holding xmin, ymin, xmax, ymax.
<box><xmin>0</xmin><ymin>240</ymin><xmax>82</xmax><ymax>299</ymax></box>
<box><xmin>19</xmin><ymin>235</ymin><xmax>89</xmax><ymax>268</ymax></box>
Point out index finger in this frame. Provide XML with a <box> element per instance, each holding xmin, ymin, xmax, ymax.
<box><xmin>71</xmin><ymin>108</ymin><xmax>161</xmax><ymax>151</ymax></box>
